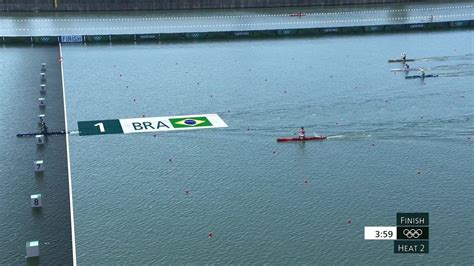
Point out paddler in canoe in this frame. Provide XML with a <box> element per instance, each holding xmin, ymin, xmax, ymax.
<box><xmin>299</xmin><ymin>127</ymin><xmax>306</xmax><ymax>140</ymax></box>
<box><xmin>401</xmin><ymin>53</ymin><xmax>407</xmax><ymax>61</ymax></box>
<box><xmin>420</xmin><ymin>68</ymin><xmax>426</xmax><ymax>79</ymax></box>
<box><xmin>41</xmin><ymin>122</ymin><xmax>48</xmax><ymax>134</ymax></box>
<box><xmin>277</xmin><ymin>129</ymin><xmax>326</xmax><ymax>142</ymax></box>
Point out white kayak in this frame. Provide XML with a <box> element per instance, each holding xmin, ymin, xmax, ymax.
<box><xmin>391</xmin><ymin>68</ymin><xmax>429</xmax><ymax>72</ymax></box>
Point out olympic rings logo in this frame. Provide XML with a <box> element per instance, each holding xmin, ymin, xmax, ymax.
<box><xmin>403</xmin><ymin>229</ymin><xmax>423</xmax><ymax>238</ymax></box>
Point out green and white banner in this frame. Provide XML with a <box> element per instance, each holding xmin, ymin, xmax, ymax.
<box><xmin>78</xmin><ymin>114</ymin><xmax>227</xmax><ymax>136</ymax></box>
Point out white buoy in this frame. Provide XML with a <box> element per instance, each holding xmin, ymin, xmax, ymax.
<box><xmin>26</xmin><ymin>241</ymin><xmax>40</xmax><ymax>258</ymax></box>
<box><xmin>35</xmin><ymin>135</ymin><xmax>44</xmax><ymax>145</ymax></box>
<box><xmin>34</xmin><ymin>160</ymin><xmax>44</xmax><ymax>172</ymax></box>
<box><xmin>40</xmin><ymin>84</ymin><xmax>46</xmax><ymax>93</ymax></box>
<box><xmin>40</xmin><ymin>73</ymin><xmax>46</xmax><ymax>82</ymax></box>
<box><xmin>38</xmin><ymin>98</ymin><xmax>45</xmax><ymax>107</ymax></box>
<box><xmin>30</xmin><ymin>194</ymin><xmax>42</xmax><ymax>208</ymax></box>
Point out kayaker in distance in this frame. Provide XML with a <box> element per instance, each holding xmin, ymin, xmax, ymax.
<box><xmin>277</xmin><ymin>129</ymin><xmax>326</xmax><ymax>142</ymax></box>
<box><xmin>401</xmin><ymin>53</ymin><xmax>407</xmax><ymax>60</ymax></box>
<box><xmin>299</xmin><ymin>127</ymin><xmax>305</xmax><ymax>139</ymax></box>
<box><xmin>41</xmin><ymin>122</ymin><xmax>48</xmax><ymax>134</ymax></box>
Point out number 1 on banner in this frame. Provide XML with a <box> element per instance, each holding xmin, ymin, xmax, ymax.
<box><xmin>94</xmin><ymin>122</ymin><xmax>105</xmax><ymax>133</ymax></box>
<box><xmin>78</xmin><ymin>119</ymin><xmax>123</xmax><ymax>136</ymax></box>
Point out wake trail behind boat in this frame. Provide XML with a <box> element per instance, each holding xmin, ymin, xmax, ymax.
<box><xmin>326</xmin><ymin>135</ymin><xmax>344</xmax><ymax>139</ymax></box>
<box><xmin>417</xmin><ymin>53</ymin><xmax>474</xmax><ymax>62</ymax></box>
<box><xmin>326</xmin><ymin>133</ymin><xmax>372</xmax><ymax>140</ymax></box>
<box><xmin>437</xmin><ymin>71</ymin><xmax>474</xmax><ymax>77</ymax></box>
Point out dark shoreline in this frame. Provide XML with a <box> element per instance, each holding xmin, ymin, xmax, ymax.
<box><xmin>0</xmin><ymin>0</ymin><xmax>459</xmax><ymax>12</ymax></box>
<box><xmin>1</xmin><ymin>20</ymin><xmax>472</xmax><ymax>45</ymax></box>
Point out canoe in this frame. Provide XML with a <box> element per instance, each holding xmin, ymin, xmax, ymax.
<box><xmin>405</xmin><ymin>74</ymin><xmax>438</xmax><ymax>79</ymax></box>
<box><xmin>390</xmin><ymin>68</ymin><xmax>426</xmax><ymax>72</ymax></box>
<box><xmin>388</xmin><ymin>59</ymin><xmax>415</xmax><ymax>63</ymax></box>
<box><xmin>277</xmin><ymin>136</ymin><xmax>327</xmax><ymax>142</ymax></box>
<box><xmin>17</xmin><ymin>131</ymin><xmax>67</xmax><ymax>137</ymax></box>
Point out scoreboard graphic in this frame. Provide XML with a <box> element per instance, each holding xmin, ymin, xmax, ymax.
<box><xmin>364</xmin><ymin>213</ymin><xmax>429</xmax><ymax>253</ymax></box>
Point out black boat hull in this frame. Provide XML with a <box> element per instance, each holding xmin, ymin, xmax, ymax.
<box><xmin>17</xmin><ymin>131</ymin><xmax>67</xmax><ymax>137</ymax></box>
<box><xmin>405</xmin><ymin>74</ymin><xmax>438</xmax><ymax>79</ymax></box>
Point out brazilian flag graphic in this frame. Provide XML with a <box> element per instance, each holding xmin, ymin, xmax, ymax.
<box><xmin>169</xmin><ymin>116</ymin><xmax>213</xmax><ymax>128</ymax></box>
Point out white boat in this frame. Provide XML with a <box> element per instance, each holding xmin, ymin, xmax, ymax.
<box><xmin>390</xmin><ymin>67</ymin><xmax>429</xmax><ymax>72</ymax></box>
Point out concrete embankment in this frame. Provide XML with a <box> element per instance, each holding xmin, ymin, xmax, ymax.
<box><xmin>1</xmin><ymin>20</ymin><xmax>472</xmax><ymax>45</ymax></box>
<box><xmin>2</xmin><ymin>0</ymin><xmax>432</xmax><ymax>12</ymax></box>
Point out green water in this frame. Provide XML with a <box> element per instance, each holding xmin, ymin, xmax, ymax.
<box><xmin>61</xmin><ymin>30</ymin><xmax>473</xmax><ymax>263</ymax></box>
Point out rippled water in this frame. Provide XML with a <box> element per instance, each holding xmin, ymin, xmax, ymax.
<box><xmin>63</xmin><ymin>30</ymin><xmax>473</xmax><ymax>264</ymax></box>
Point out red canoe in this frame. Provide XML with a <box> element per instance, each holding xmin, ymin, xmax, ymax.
<box><xmin>277</xmin><ymin>136</ymin><xmax>327</xmax><ymax>142</ymax></box>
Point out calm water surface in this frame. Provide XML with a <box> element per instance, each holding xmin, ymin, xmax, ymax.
<box><xmin>63</xmin><ymin>30</ymin><xmax>473</xmax><ymax>264</ymax></box>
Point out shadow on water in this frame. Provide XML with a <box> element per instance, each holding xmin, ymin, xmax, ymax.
<box><xmin>31</xmin><ymin>208</ymin><xmax>43</xmax><ymax>219</ymax></box>
<box><xmin>36</xmin><ymin>145</ymin><xmax>45</xmax><ymax>151</ymax></box>
<box><xmin>34</xmin><ymin>172</ymin><xmax>44</xmax><ymax>178</ymax></box>
<box><xmin>26</xmin><ymin>257</ymin><xmax>40</xmax><ymax>266</ymax></box>
<box><xmin>297</xmin><ymin>140</ymin><xmax>306</xmax><ymax>155</ymax></box>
